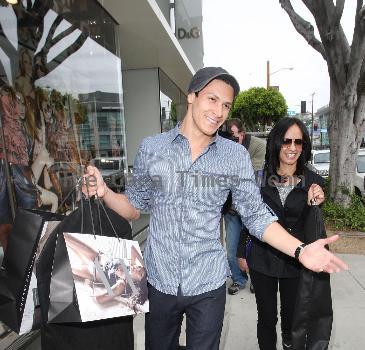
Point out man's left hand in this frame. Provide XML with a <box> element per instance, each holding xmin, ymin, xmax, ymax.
<box><xmin>299</xmin><ymin>235</ymin><xmax>349</xmax><ymax>273</ymax></box>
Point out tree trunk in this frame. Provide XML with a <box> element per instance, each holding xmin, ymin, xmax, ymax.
<box><xmin>328</xmin><ymin>84</ymin><xmax>364</xmax><ymax>206</ymax></box>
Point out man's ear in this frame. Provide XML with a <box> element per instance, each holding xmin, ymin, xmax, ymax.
<box><xmin>187</xmin><ymin>92</ymin><xmax>195</xmax><ymax>104</ymax></box>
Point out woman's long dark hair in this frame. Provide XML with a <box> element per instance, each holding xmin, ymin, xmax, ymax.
<box><xmin>264</xmin><ymin>117</ymin><xmax>311</xmax><ymax>179</ymax></box>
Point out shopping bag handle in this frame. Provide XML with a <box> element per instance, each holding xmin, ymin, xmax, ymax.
<box><xmin>56</xmin><ymin>176</ymin><xmax>84</xmax><ymax>213</ymax></box>
<box><xmin>81</xmin><ymin>176</ymin><xmax>121</xmax><ymax>241</ymax></box>
<box><xmin>57</xmin><ymin>176</ymin><xmax>122</xmax><ymax>242</ymax></box>
<box><xmin>94</xmin><ymin>196</ymin><xmax>120</xmax><ymax>241</ymax></box>
<box><xmin>310</xmin><ymin>198</ymin><xmax>318</xmax><ymax>206</ymax></box>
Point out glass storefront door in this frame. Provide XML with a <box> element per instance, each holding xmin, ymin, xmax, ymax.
<box><xmin>0</xmin><ymin>0</ymin><xmax>125</xmax><ymax>235</ymax></box>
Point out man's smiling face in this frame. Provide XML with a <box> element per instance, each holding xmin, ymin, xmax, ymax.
<box><xmin>188</xmin><ymin>79</ymin><xmax>234</xmax><ymax>137</ymax></box>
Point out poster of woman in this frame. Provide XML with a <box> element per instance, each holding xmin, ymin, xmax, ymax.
<box><xmin>63</xmin><ymin>232</ymin><xmax>148</xmax><ymax>322</ymax></box>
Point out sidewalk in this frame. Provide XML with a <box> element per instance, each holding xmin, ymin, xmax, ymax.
<box><xmin>134</xmin><ymin>254</ymin><xmax>365</xmax><ymax>350</ymax></box>
<box><xmin>1</xmin><ymin>252</ymin><xmax>364</xmax><ymax>349</ymax></box>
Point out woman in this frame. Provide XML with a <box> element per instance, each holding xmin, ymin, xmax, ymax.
<box><xmin>0</xmin><ymin>85</ymin><xmax>38</xmax><ymax>250</ymax></box>
<box><xmin>15</xmin><ymin>48</ymin><xmax>34</xmax><ymax>99</ymax></box>
<box><xmin>31</xmin><ymin>88</ymin><xmax>59</xmax><ymax>212</ymax></box>
<box><xmin>63</xmin><ymin>232</ymin><xmax>148</xmax><ymax>311</ymax></box>
<box><xmin>247</xmin><ymin>117</ymin><xmax>325</xmax><ymax>350</ymax></box>
<box><xmin>93</xmin><ymin>258</ymin><xmax>147</xmax><ymax>311</ymax></box>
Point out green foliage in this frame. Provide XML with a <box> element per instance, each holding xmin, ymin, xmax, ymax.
<box><xmin>230</xmin><ymin>87</ymin><xmax>287</xmax><ymax>131</ymax></box>
<box><xmin>322</xmin><ymin>177</ymin><xmax>365</xmax><ymax>231</ymax></box>
<box><xmin>322</xmin><ymin>195</ymin><xmax>365</xmax><ymax>231</ymax></box>
<box><xmin>170</xmin><ymin>101</ymin><xmax>177</xmax><ymax>123</ymax></box>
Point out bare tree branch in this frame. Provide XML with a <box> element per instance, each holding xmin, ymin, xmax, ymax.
<box><xmin>358</xmin><ymin>5</ymin><xmax>365</xmax><ymax>18</ymax></box>
<box><xmin>26</xmin><ymin>0</ymin><xmax>32</xmax><ymax>12</ymax></box>
<box><xmin>279</xmin><ymin>0</ymin><xmax>327</xmax><ymax>60</ymax></box>
<box><xmin>44</xmin><ymin>32</ymin><xmax>88</xmax><ymax>76</ymax></box>
<box><xmin>0</xmin><ymin>21</ymin><xmax>18</xmax><ymax>84</ymax></box>
<box><xmin>0</xmin><ymin>37</ymin><xmax>17</xmax><ymax>63</ymax></box>
<box><xmin>32</xmin><ymin>0</ymin><xmax>53</xmax><ymax>19</ymax></box>
<box><xmin>1</xmin><ymin>0</ymin><xmax>88</xmax><ymax>88</ymax></box>
<box><xmin>333</xmin><ymin>0</ymin><xmax>345</xmax><ymax>28</ymax></box>
<box><xmin>281</xmin><ymin>0</ymin><xmax>365</xmax><ymax>204</ymax></box>
<box><xmin>346</xmin><ymin>5</ymin><xmax>365</xmax><ymax>96</ymax></box>
<box><xmin>47</xmin><ymin>14</ymin><xmax>63</xmax><ymax>43</ymax></box>
<box><xmin>299</xmin><ymin>0</ymin><xmax>350</xmax><ymax>89</ymax></box>
<box><xmin>0</xmin><ymin>19</ymin><xmax>17</xmax><ymax>54</ymax></box>
<box><xmin>356</xmin><ymin>0</ymin><xmax>364</xmax><ymax>15</ymax></box>
<box><xmin>350</xmin><ymin>2</ymin><xmax>365</xmax><ymax>142</ymax></box>
<box><xmin>37</xmin><ymin>13</ymin><xmax>86</xmax><ymax>62</ymax></box>
<box><xmin>51</xmin><ymin>25</ymin><xmax>80</xmax><ymax>46</ymax></box>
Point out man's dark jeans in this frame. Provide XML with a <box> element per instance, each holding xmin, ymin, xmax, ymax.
<box><xmin>145</xmin><ymin>283</ymin><xmax>226</xmax><ymax>350</ymax></box>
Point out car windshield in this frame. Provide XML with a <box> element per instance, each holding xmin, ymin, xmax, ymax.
<box><xmin>93</xmin><ymin>159</ymin><xmax>120</xmax><ymax>170</ymax></box>
<box><xmin>314</xmin><ymin>152</ymin><xmax>330</xmax><ymax>164</ymax></box>
<box><xmin>357</xmin><ymin>155</ymin><xmax>365</xmax><ymax>173</ymax></box>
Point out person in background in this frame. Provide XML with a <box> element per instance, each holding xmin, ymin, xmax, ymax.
<box><xmin>246</xmin><ymin>117</ymin><xmax>325</xmax><ymax>350</ymax></box>
<box><xmin>223</xmin><ymin>118</ymin><xmax>266</xmax><ymax>295</ymax></box>
<box><xmin>14</xmin><ymin>48</ymin><xmax>34</xmax><ymax>100</ymax></box>
<box><xmin>83</xmin><ymin>67</ymin><xmax>347</xmax><ymax>350</ymax></box>
<box><xmin>228</xmin><ymin>118</ymin><xmax>266</xmax><ymax>172</ymax></box>
<box><xmin>0</xmin><ymin>84</ymin><xmax>38</xmax><ymax>251</ymax></box>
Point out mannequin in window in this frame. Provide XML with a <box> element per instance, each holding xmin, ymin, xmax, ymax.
<box><xmin>0</xmin><ymin>84</ymin><xmax>38</xmax><ymax>250</ymax></box>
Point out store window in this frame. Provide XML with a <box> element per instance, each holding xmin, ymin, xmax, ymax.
<box><xmin>158</xmin><ymin>69</ymin><xmax>186</xmax><ymax>132</ymax></box>
<box><xmin>0</xmin><ymin>0</ymin><xmax>125</xmax><ymax>233</ymax></box>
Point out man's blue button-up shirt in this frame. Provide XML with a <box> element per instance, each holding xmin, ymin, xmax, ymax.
<box><xmin>125</xmin><ymin>125</ymin><xmax>277</xmax><ymax>296</ymax></box>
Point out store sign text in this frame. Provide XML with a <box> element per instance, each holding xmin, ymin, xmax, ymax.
<box><xmin>177</xmin><ymin>27</ymin><xmax>201</xmax><ymax>39</ymax></box>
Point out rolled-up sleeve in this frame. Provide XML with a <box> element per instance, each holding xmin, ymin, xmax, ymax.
<box><xmin>231</xmin><ymin>150</ymin><xmax>277</xmax><ymax>241</ymax></box>
<box><xmin>125</xmin><ymin>142</ymin><xmax>154</xmax><ymax>212</ymax></box>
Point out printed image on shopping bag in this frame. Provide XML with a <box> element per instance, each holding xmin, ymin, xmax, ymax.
<box><xmin>63</xmin><ymin>232</ymin><xmax>148</xmax><ymax>322</ymax></box>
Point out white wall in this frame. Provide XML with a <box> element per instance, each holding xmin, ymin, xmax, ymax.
<box><xmin>155</xmin><ymin>0</ymin><xmax>170</xmax><ymax>24</ymax></box>
<box><xmin>123</xmin><ymin>68</ymin><xmax>161</xmax><ymax>166</ymax></box>
<box><xmin>175</xmin><ymin>0</ymin><xmax>203</xmax><ymax>71</ymax></box>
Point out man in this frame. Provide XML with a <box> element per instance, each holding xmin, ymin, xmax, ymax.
<box><xmin>84</xmin><ymin>67</ymin><xmax>347</xmax><ymax>350</ymax></box>
<box><xmin>228</xmin><ymin>118</ymin><xmax>266</xmax><ymax>172</ymax></box>
<box><xmin>224</xmin><ymin>118</ymin><xmax>266</xmax><ymax>295</ymax></box>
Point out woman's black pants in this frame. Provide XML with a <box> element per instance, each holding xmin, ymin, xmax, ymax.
<box><xmin>250</xmin><ymin>269</ymin><xmax>300</xmax><ymax>350</ymax></box>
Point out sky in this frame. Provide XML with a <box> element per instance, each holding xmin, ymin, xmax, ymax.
<box><xmin>202</xmin><ymin>0</ymin><xmax>355</xmax><ymax>114</ymax></box>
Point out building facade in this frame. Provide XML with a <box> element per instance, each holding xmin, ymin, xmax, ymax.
<box><xmin>0</xmin><ymin>0</ymin><xmax>203</xmax><ymax>220</ymax></box>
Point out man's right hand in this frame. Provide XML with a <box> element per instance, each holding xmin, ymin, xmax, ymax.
<box><xmin>82</xmin><ymin>166</ymin><xmax>108</xmax><ymax>198</ymax></box>
<box><xmin>83</xmin><ymin>166</ymin><xmax>140</xmax><ymax>221</ymax></box>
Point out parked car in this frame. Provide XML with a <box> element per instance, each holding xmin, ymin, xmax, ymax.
<box><xmin>355</xmin><ymin>149</ymin><xmax>365</xmax><ymax>198</ymax></box>
<box><xmin>91</xmin><ymin>157</ymin><xmax>125</xmax><ymax>192</ymax></box>
<box><xmin>310</xmin><ymin>149</ymin><xmax>330</xmax><ymax>177</ymax></box>
<box><xmin>310</xmin><ymin>148</ymin><xmax>365</xmax><ymax>199</ymax></box>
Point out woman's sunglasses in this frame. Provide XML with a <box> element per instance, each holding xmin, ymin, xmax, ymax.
<box><xmin>282</xmin><ymin>138</ymin><xmax>304</xmax><ymax>146</ymax></box>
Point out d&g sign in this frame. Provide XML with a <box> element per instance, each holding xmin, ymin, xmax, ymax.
<box><xmin>177</xmin><ymin>26</ymin><xmax>200</xmax><ymax>39</ymax></box>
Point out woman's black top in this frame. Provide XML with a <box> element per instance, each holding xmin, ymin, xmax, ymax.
<box><xmin>247</xmin><ymin>167</ymin><xmax>324</xmax><ymax>278</ymax></box>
